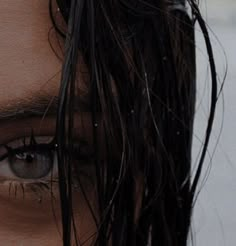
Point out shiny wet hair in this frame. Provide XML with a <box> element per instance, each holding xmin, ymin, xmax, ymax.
<box><xmin>50</xmin><ymin>0</ymin><xmax>217</xmax><ymax>245</ymax></box>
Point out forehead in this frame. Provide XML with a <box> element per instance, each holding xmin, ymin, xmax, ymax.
<box><xmin>0</xmin><ymin>1</ymin><xmax>91</xmax><ymax>145</ymax></box>
<box><xmin>0</xmin><ymin>0</ymin><xmax>62</xmax><ymax>146</ymax></box>
<box><xmin>0</xmin><ymin>0</ymin><xmax>61</xmax><ymax>107</ymax></box>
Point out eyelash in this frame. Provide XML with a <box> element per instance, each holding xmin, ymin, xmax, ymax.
<box><xmin>0</xmin><ymin>136</ymin><xmax>56</xmax><ymax>162</ymax></box>
<box><xmin>6</xmin><ymin>180</ymin><xmax>53</xmax><ymax>203</ymax></box>
<box><xmin>0</xmin><ymin>137</ymin><xmax>93</xmax><ymax>162</ymax></box>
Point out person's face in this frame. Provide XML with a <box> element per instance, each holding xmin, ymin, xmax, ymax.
<box><xmin>0</xmin><ymin>0</ymin><xmax>96</xmax><ymax>245</ymax></box>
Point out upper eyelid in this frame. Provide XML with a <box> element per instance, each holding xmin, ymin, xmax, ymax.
<box><xmin>0</xmin><ymin>113</ymin><xmax>94</xmax><ymax>144</ymax></box>
<box><xmin>0</xmin><ymin>137</ymin><xmax>56</xmax><ymax>161</ymax></box>
<box><xmin>0</xmin><ymin>136</ymin><xmax>94</xmax><ymax>162</ymax></box>
<box><xmin>6</xmin><ymin>142</ymin><xmax>55</xmax><ymax>155</ymax></box>
<box><xmin>0</xmin><ymin>116</ymin><xmax>57</xmax><ymax>146</ymax></box>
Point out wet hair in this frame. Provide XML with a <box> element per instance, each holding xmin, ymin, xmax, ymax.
<box><xmin>49</xmin><ymin>0</ymin><xmax>218</xmax><ymax>245</ymax></box>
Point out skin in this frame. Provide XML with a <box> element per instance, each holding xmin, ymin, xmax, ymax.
<box><xmin>0</xmin><ymin>0</ymin><xmax>97</xmax><ymax>245</ymax></box>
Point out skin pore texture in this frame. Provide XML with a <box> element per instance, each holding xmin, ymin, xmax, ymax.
<box><xmin>0</xmin><ymin>0</ymin><xmax>96</xmax><ymax>245</ymax></box>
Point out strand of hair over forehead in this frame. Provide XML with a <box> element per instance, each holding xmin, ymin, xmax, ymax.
<box><xmin>54</xmin><ymin>0</ymin><xmax>218</xmax><ymax>245</ymax></box>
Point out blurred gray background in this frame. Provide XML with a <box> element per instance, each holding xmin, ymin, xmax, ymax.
<box><xmin>192</xmin><ymin>0</ymin><xmax>236</xmax><ymax>245</ymax></box>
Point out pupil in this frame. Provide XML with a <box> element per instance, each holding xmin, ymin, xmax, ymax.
<box><xmin>26</xmin><ymin>154</ymin><xmax>34</xmax><ymax>163</ymax></box>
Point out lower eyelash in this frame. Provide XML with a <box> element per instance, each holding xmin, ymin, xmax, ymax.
<box><xmin>1</xmin><ymin>176</ymin><xmax>81</xmax><ymax>201</ymax></box>
<box><xmin>1</xmin><ymin>179</ymin><xmax>55</xmax><ymax>202</ymax></box>
<box><xmin>28</xmin><ymin>181</ymin><xmax>51</xmax><ymax>203</ymax></box>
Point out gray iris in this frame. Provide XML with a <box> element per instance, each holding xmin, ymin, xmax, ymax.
<box><xmin>9</xmin><ymin>151</ymin><xmax>53</xmax><ymax>179</ymax></box>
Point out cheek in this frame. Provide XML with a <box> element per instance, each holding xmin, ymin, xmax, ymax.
<box><xmin>0</xmin><ymin>185</ymin><xmax>62</xmax><ymax>245</ymax></box>
<box><xmin>0</xmin><ymin>183</ymin><xmax>97</xmax><ymax>246</ymax></box>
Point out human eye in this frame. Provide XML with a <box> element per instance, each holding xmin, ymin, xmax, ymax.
<box><xmin>0</xmin><ymin>134</ymin><xmax>94</xmax><ymax>191</ymax></box>
<box><xmin>0</xmin><ymin>135</ymin><xmax>58</xmax><ymax>190</ymax></box>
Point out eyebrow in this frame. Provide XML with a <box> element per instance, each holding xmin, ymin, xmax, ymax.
<box><xmin>0</xmin><ymin>94</ymin><xmax>90</xmax><ymax>121</ymax></box>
